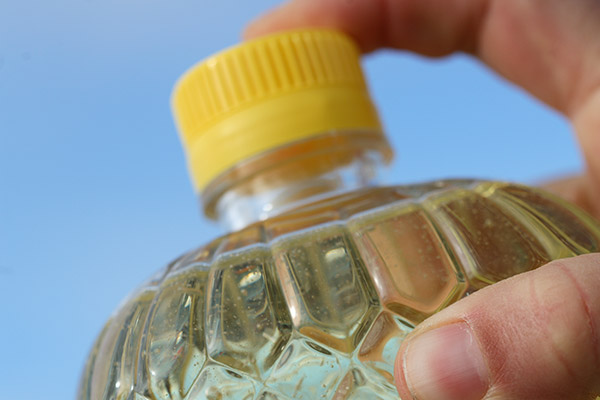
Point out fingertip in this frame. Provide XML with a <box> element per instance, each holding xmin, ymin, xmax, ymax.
<box><xmin>243</xmin><ymin>3</ymin><xmax>290</xmax><ymax>40</ymax></box>
<box><xmin>394</xmin><ymin>340</ymin><xmax>413</xmax><ymax>400</ymax></box>
<box><xmin>395</xmin><ymin>323</ymin><xmax>490</xmax><ymax>400</ymax></box>
<box><xmin>242</xmin><ymin>0</ymin><xmax>385</xmax><ymax>53</ymax></box>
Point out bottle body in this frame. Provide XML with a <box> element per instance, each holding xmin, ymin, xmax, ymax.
<box><xmin>78</xmin><ymin>180</ymin><xmax>600</xmax><ymax>400</ymax></box>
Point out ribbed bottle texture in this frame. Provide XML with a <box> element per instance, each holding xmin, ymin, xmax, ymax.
<box><xmin>78</xmin><ymin>181</ymin><xmax>600</xmax><ymax>399</ymax></box>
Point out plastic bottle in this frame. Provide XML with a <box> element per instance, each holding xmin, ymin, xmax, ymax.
<box><xmin>78</xmin><ymin>29</ymin><xmax>600</xmax><ymax>400</ymax></box>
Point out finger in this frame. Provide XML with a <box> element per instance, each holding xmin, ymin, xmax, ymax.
<box><xmin>573</xmin><ymin>91</ymin><xmax>600</xmax><ymax>219</ymax></box>
<box><xmin>245</xmin><ymin>0</ymin><xmax>600</xmax><ymax>113</ymax></box>
<box><xmin>245</xmin><ymin>0</ymin><xmax>487</xmax><ymax>55</ymax></box>
<box><xmin>394</xmin><ymin>254</ymin><xmax>600</xmax><ymax>400</ymax></box>
<box><xmin>245</xmin><ymin>0</ymin><xmax>600</xmax><ymax>219</ymax></box>
<box><xmin>542</xmin><ymin>175</ymin><xmax>593</xmax><ymax>212</ymax></box>
<box><xmin>245</xmin><ymin>0</ymin><xmax>485</xmax><ymax>56</ymax></box>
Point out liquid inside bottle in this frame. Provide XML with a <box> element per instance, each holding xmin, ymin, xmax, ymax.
<box><xmin>78</xmin><ymin>30</ymin><xmax>600</xmax><ymax>400</ymax></box>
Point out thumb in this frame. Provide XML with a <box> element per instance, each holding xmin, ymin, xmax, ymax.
<box><xmin>394</xmin><ymin>254</ymin><xmax>600</xmax><ymax>400</ymax></box>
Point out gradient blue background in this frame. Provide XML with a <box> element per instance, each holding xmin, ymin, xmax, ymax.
<box><xmin>0</xmin><ymin>1</ymin><xmax>583</xmax><ymax>399</ymax></box>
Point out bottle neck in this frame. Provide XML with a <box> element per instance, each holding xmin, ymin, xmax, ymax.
<box><xmin>200</xmin><ymin>130</ymin><xmax>392</xmax><ymax>232</ymax></box>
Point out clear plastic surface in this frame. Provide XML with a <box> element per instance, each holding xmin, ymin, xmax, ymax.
<box><xmin>78</xmin><ymin>180</ymin><xmax>600</xmax><ymax>400</ymax></box>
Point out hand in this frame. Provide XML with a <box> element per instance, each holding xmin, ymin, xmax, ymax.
<box><xmin>246</xmin><ymin>1</ymin><xmax>600</xmax><ymax>399</ymax></box>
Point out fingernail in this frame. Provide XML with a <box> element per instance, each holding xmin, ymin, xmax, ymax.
<box><xmin>399</xmin><ymin>323</ymin><xmax>489</xmax><ymax>400</ymax></box>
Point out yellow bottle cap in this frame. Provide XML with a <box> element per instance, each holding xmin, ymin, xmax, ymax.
<box><xmin>172</xmin><ymin>29</ymin><xmax>386</xmax><ymax>191</ymax></box>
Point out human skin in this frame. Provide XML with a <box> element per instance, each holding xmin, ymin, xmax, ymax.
<box><xmin>245</xmin><ymin>1</ymin><xmax>600</xmax><ymax>399</ymax></box>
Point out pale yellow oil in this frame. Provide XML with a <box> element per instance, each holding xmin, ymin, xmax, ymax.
<box><xmin>78</xmin><ymin>180</ymin><xmax>600</xmax><ymax>400</ymax></box>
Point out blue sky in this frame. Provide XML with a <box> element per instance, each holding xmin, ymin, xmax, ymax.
<box><xmin>0</xmin><ymin>1</ymin><xmax>582</xmax><ymax>399</ymax></box>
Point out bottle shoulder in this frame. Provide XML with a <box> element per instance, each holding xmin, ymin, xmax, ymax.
<box><xmin>163</xmin><ymin>179</ymin><xmax>600</xmax><ymax>280</ymax></box>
